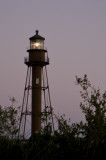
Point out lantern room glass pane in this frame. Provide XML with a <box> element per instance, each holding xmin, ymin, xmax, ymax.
<box><xmin>30</xmin><ymin>39</ymin><xmax>44</xmax><ymax>49</ymax></box>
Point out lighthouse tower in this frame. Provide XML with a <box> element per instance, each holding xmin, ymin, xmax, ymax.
<box><xmin>19</xmin><ymin>30</ymin><xmax>54</xmax><ymax>138</ymax></box>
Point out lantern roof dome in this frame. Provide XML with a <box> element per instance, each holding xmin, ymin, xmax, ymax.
<box><xmin>29</xmin><ymin>30</ymin><xmax>45</xmax><ymax>40</ymax></box>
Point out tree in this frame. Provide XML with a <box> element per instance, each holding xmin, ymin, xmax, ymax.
<box><xmin>0</xmin><ymin>97</ymin><xmax>20</xmax><ymax>139</ymax></box>
<box><xmin>76</xmin><ymin>74</ymin><xmax>106</xmax><ymax>159</ymax></box>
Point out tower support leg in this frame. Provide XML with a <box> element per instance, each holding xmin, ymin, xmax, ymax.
<box><xmin>18</xmin><ymin>65</ymin><xmax>54</xmax><ymax>139</ymax></box>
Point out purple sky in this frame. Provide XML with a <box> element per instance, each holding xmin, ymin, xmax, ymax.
<box><xmin>0</xmin><ymin>0</ymin><xmax>106</xmax><ymax>123</ymax></box>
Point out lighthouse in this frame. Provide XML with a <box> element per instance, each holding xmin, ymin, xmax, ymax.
<box><xmin>19</xmin><ymin>30</ymin><xmax>54</xmax><ymax>138</ymax></box>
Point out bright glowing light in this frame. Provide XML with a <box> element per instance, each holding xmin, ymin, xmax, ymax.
<box><xmin>34</xmin><ymin>42</ymin><xmax>40</xmax><ymax>47</ymax></box>
<box><xmin>31</xmin><ymin>42</ymin><xmax>43</xmax><ymax>49</ymax></box>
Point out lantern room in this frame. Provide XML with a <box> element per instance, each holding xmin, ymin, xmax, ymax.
<box><xmin>29</xmin><ymin>30</ymin><xmax>45</xmax><ymax>50</ymax></box>
<box><xmin>26</xmin><ymin>30</ymin><xmax>49</xmax><ymax>66</ymax></box>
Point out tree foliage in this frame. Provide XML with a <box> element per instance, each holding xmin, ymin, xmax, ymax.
<box><xmin>76</xmin><ymin>74</ymin><xmax>106</xmax><ymax>159</ymax></box>
<box><xmin>0</xmin><ymin>75</ymin><xmax>106</xmax><ymax>160</ymax></box>
<box><xmin>0</xmin><ymin>97</ymin><xmax>20</xmax><ymax>138</ymax></box>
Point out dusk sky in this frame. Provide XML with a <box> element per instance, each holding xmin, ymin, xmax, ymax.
<box><xmin>0</xmin><ymin>0</ymin><xmax>106</xmax><ymax>123</ymax></box>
